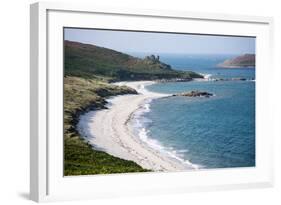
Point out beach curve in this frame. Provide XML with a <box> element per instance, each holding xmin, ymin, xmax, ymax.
<box><xmin>77</xmin><ymin>81</ymin><xmax>194</xmax><ymax>171</ymax></box>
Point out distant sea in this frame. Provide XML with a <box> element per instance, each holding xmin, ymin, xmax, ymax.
<box><xmin>129</xmin><ymin>53</ymin><xmax>255</xmax><ymax>169</ymax></box>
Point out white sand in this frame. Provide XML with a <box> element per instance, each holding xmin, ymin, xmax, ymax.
<box><xmin>77</xmin><ymin>81</ymin><xmax>193</xmax><ymax>171</ymax></box>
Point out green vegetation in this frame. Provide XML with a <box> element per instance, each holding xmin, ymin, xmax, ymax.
<box><xmin>64</xmin><ymin>40</ymin><xmax>203</xmax><ymax>81</ymax></box>
<box><xmin>64</xmin><ymin>76</ymin><xmax>137</xmax><ymax>137</ymax></box>
<box><xmin>64</xmin><ymin>40</ymin><xmax>203</xmax><ymax>176</ymax></box>
<box><xmin>64</xmin><ymin>76</ymin><xmax>149</xmax><ymax>175</ymax></box>
<box><xmin>65</xmin><ymin>128</ymin><xmax>147</xmax><ymax>176</ymax></box>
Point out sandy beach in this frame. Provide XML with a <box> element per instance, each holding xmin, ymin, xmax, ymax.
<box><xmin>77</xmin><ymin>81</ymin><xmax>194</xmax><ymax>171</ymax></box>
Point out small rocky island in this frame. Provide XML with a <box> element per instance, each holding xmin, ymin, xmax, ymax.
<box><xmin>173</xmin><ymin>90</ymin><xmax>214</xmax><ymax>98</ymax></box>
<box><xmin>218</xmin><ymin>54</ymin><xmax>255</xmax><ymax>68</ymax></box>
<box><xmin>143</xmin><ymin>54</ymin><xmax>172</xmax><ymax>70</ymax></box>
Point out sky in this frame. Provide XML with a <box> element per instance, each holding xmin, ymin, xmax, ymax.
<box><xmin>64</xmin><ymin>28</ymin><xmax>255</xmax><ymax>55</ymax></box>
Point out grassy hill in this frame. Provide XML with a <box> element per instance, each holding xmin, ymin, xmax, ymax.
<box><xmin>218</xmin><ymin>54</ymin><xmax>255</xmax><ymax>68</ymax></box>
<box><xmin>63</xmin><ymin>40</ymin><xmax>203</xmax><ymax>176</ymax></box>
<box><xmin>64</xmin><ymin>40</ymin><xmax>203</xmax><ymax>81</ymax></box>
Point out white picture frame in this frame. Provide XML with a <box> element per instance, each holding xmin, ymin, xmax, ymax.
<box><xmin>30</xmin><ymin>2</ymin><xmax>274</xmax><ymax>202</ymax></box>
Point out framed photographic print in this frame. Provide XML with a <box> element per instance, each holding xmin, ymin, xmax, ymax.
<box><xmin>30</xmin><ymin>2</ymin><xmax>274</xmax><ymax>202</ymax></box>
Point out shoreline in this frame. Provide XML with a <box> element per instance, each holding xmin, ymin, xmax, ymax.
<box><xmin>77</xmin><ymin>81</ymin><xmax>195</xmax><ymax>171</ymax></box>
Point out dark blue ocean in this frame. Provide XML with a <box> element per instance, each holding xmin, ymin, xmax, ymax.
<box><xmin>131</xmin><ymin>53</ymin><xmax>255</xmax><ymax>169</ymax></box>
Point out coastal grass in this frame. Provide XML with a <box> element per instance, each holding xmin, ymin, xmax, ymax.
<box><xmin>64</xmin><ymin>40</ymin><xmax>203</xmax><ymax>81</ymax></box>
<box><xmin>64</xmin><ymin>136</ymin><xmax>148</xmax><ymax>175</ymax></box>
<box><xmin>64</xmin><ymin>76</ymin><xmax>149</xmax><ymax>175</ymax></box>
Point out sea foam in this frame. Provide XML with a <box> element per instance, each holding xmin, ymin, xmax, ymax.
<box><xmin>130</xmin><ymin>96</ymin><xmax>201</xmax><ymax>170</ymax></box>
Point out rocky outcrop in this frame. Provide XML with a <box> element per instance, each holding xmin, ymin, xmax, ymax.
<box><xmin>144</xmin><ymin>54</ymin><xmax>172</xmax><ymax>70</ymax></box>
<box><xmin>173</xmin><ymin>90</ymin><xmax>213</xmax><ymax>98</ymax></box>
<box><xmin>212</xmin><ymin>77</ymin><xmax>254</xmax><ymax>82</ymax></box>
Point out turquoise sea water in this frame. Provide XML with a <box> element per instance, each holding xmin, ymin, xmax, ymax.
<box><xmin>131</xmin><ymin>54</ymin><xmax>255</xmax><ymax>169</ymax></box>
